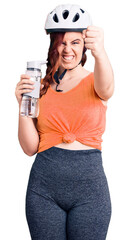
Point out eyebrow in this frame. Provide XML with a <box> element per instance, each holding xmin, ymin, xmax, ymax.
<box><xmin>72</xmin><ymin>39</ymin><xmax>81</xmax><ymax>42</ymax></box>
<box><xmin>62</xmin><ymin>39</ymin><xmax>81</xmax><ymax>43</ymax></box>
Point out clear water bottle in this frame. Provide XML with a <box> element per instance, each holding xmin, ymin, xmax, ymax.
<box><xmin>20</xmin><ymin>60</ymin><xmax>47</xmax><ymax>118</ymax></box>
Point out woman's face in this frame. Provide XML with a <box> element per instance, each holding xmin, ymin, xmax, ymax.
<box><xmin>57</xmin><ymin>32</ymin><xmax>84</xmax><ymax>70</ymax></box>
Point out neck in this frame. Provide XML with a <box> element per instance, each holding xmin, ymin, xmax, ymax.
<box><xmin>58</xmin><ymin>64</ymin><xmax>83</xmax><ymax>81</ymax></box>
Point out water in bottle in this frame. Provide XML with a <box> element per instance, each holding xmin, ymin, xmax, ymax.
<box><xmin>20</xmin><ymin>60</ymin><xmax>47</xmax><ymax>118</ymax></box>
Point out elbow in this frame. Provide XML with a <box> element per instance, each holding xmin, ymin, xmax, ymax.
<box><xmin>104</xmin><ymin>82</ymin><xmax>115</xmax><ymax>100</ymax></box>
<box><xmin>25</xmin><ymin>144</ymin><xmax>39</xmax><ymax>156</ymax></box>
<box><xmin>100</xmin><ymin>86</ymin><xmax>114</xmax><ymax>100</ymax></box>
<box><xmin>18</xmin><ymin>137</ymin><xmax>39</xmax><ymax>156</ymax></box>
<box><xmin>24</xmin><ymin>148</ymin><xmax>38</xmax><ymax>157</ymax></box>
<box><xmin>27</xmin><ymin>152</ymin><xmax>37</xmax><ymax>157</ymax></box>
<box><xmin>95</xmin><ymin>80</ymin><xmax>115</xmax><ymax>101</ymax></box>
<box><xmin>26</xmin><ymin>142</ymin><xmax>39</xmax><ymax>156</ymax></box>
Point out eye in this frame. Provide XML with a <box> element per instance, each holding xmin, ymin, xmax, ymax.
<box><xmin>72</xmin><ymin>42</ymin><xmax>79</xmax><ymax>45</ymax></box>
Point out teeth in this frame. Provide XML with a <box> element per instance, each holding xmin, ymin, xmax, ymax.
<box><xmin>63</xmin><ymin>56</ymin><xmax>74</xmax><ymax>60</ymax></box>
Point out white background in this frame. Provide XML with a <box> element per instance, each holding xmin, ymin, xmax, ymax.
<box><xmin>0</xmin><ymin>0</ymin><xmax>130</xmax><ymax>239</ymax></box>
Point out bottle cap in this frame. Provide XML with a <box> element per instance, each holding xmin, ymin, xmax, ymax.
<box><xmin>27</xmin><ymin>60</ymin><xmax>48</xmax><ymax>70</ymax></box>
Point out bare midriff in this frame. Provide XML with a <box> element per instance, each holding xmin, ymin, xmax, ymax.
<box><xmin>54</xmin><ymin>141</ymin><xmax>96</xmax><ymax>150</ymax></box>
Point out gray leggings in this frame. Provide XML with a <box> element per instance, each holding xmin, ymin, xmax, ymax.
<box><xmin>25</xmin><ymin>146</ymin><xmax>112</xmax><ymax>240</ymax></box>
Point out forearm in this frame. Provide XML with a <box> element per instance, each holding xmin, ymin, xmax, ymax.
<box><xmin>18</xmin><ymin>110</ymin><xmax>39</xmax><ymax>156</ymax></box>
<box><xmin>94</xmin><ymin>49</ymin><xmax>114</xmax><ymax>100</ymax></box>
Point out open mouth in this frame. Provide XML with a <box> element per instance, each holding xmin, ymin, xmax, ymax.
<box><xmin>62</xmin><ymin>55</ymin><xmax>74</xmax><ymax>61</ymax></box>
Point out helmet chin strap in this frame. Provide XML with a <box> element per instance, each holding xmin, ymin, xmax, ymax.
<box><xmin>54</xmin><ymin>58</ymin><xmax>82</xmax><ymax>92</ymax></box>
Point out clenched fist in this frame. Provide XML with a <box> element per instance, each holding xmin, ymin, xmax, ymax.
<box><xmin>82</xmin><ymin>26</ymin><xmax>105</xmax><ymax>59</ymax></box>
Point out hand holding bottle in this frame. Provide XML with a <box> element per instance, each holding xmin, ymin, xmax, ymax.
<box><xmin>15</xmin><ymin>60</ymin><xmax>47</xmax><ymax>118</ymax></box>
<box><xmin>15</xmin><ymin>74</ymin><xmax>44</xmax><ymax>107</ymax></box>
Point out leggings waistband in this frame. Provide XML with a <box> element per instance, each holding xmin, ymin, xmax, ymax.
<box><xmin>38</xmin><ymin>146</ymin><xmax>101</xmax><ymax>156</ymax></box>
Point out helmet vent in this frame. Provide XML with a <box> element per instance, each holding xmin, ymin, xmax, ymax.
<box><xmin>80</xmin><ymin>9</ymin><xmax>85</xmax><ymax>13</ymax></box>
<box><xmin>62</xmin><ymin>10</ymin><xmax>69</xmax><ymax>19</ymax></box>
<box><xmin>72</xmin><ymin>13</ymin><xmax>80</xmax><ymax>22</ymax></box>
<box><xmin>53</xmin><ymin>14</ymin><xmax>59</xmax><ymax>23</ymax></box>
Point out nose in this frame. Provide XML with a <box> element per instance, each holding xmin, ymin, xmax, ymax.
<box><xmin>63</xmin><ymin>43</ymin><xmax>72</xmax><ymax>53</ymax></box>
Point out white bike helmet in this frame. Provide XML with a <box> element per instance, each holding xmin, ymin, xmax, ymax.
<box><xmin>45</xmin><ymin>4</ymin><xmax>92</xmax><ymax>34</ymax></box>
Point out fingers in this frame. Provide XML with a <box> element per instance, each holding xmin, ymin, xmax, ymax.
<box><xmin>82</xmin><ymin>26</ymin><xmax>104</xmax><ymax>53</ymax></box>
<box><xmin>15</xmin><ymin>74</ymin><xmax>45</xmax><ymax>105</ymax></box>
<box><xmin>15</xmin><ymin>75</ymin><xmax>35</xmax><ymax>105</ymax></box>
<box><xmin>18</xmin><ymin>79</ymin><xmax>35</xmax><ymax>87</ymax></box>
<box><xmin>18</xmin><ymin>83</ymin><xmax>35</xmax><ymax>90</ymax></box>
<box><xmin>82</xmin><ymin>26</ymin><xmax>103</xmax><ymax>38</ymax></box>
<box><xmin>82</xmin><ymin>31</ymin><xmax>99</xmax><ymax>39</ymax></box>
<box><xmin>84</xmin><ymin>37</ymin><xmax>95</xmax><ymax>44</ymax></box>
<box><xmin>19</xmin><ymin>74</ymin><xmax>34</xmax><ymax>84</ymax></box>
<box><xmin>86</xmin><ymin>26</ymin><xmax>102</xmax><ymax>32</ymax></box>
<box><xmin>20</xmin><ymin>74</ymin><xmax>30</xmax><ymax>79</ymax></box>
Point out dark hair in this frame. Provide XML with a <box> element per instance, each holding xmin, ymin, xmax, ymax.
<box><xmin>40</xmin><ymin>32</ymin><xmax>87</xmax><ymax>97</ymax></box>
